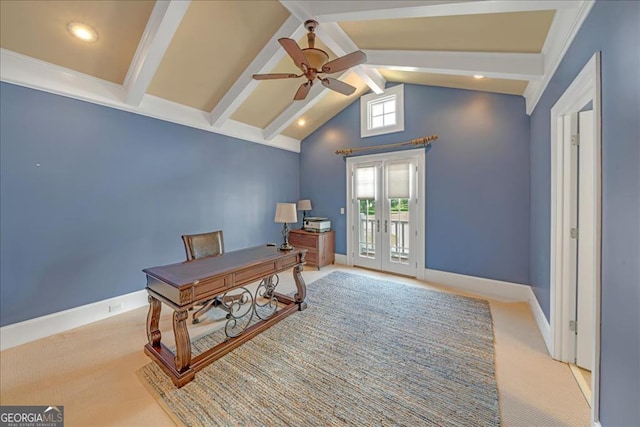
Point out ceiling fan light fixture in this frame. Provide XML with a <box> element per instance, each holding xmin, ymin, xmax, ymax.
<box><xmin>67</xmin><ymin>22</ymin><xmax>97</xmax><ymax>42</ymax></box>
<box><xmin>297</xmin><ymin>118</ymin><xmax>306</xmax><ymax>127</ymax></box>
<box><xmin>303</xmin><ymin>48</ymin><xmax>329</xmax><ymax>70</ymax></box>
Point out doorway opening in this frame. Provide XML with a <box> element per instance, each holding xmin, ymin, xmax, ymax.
<box><xmin>549</xmin><ymin>52</ymin><xmax>601</xmax><ymax>424</ymax></box>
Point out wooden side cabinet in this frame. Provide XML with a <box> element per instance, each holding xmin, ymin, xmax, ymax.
<box><xmin>289</xmin><ymin>229</ymin><xmax>335</xmax><ymax>270</ymax></box>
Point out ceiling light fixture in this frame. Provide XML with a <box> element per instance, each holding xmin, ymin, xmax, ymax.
<box><xmin>67</xmin><ymin>22</ymin><xmax>97</xmax><ymax>42</ymax></box>
<box><xmin>297</xmin><ymin>118</ymin><xmax>306</xmax><ymax>127</ymax></box>
<box><xmin>473</xmin><ymin>75</ymin><xmax>485</xmax><ymax>79</ymax></box>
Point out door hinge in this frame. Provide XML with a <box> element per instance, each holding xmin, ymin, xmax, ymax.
<box><xmin>569</xmin><ymin>320</ymin><xmax>578</xmax><ymax>333</ymax></box>
<box><xmin>571</xmin><ymin>134</ymin><xmax>579</xmax><ymax>146</ymax></box>
<box><xmin>570</xmin><ymin>228</ymin><xmax>579</xmax><ymax>239</ymax></box>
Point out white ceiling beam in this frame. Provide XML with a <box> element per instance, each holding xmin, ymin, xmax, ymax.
<box><xmin>366</xmin><ymin>50</ymin><xmax>544</xmax><ymax>80</ymax></box>
<box><xmin>209</xmin><ymin>15</ymin><xmax>305</xmax><ymax>129</ymax></box>
<box><xmin>309</xmin><ymin>1</ymin><xmax>581</xmax><ymax>22</ymax></box>
<box><xmin>315</xmin><ymin>23</ymin><xmax>386</xmax><ymax>94</ymax></box>
<box><xmin>279</xmin><ymin>1</ymin><xmax>315</xmax><ymax>22</ymax></box>
<box><xmin>262</xmin><ymin>81</ymin><xmax>328</xmax><ymax>141</ymax></box>
<box><xmin>123</xmin><ymin>0</ymin><xmax>190</xmax><ymax>106</ymax></box>
<box><xmin>523</xmin><ymin>1</ymin><xmax>595</xmax><ymax>114</ymax></box>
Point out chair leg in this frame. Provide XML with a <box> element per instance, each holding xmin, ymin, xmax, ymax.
<box><xmin>192</xmin><ymin>299</ymin><xmax>217</xmax><ymax>324</ymax></box>
<box><xmin>192</xmin><ymin>295</ymin><xmax>244</xmax><ymax>324</ymax></box>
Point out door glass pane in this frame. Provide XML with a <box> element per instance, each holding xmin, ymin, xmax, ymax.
<box><xmin>359</xmin><ymin>199</ymin><xmax>376</xmax><ymax>258</ymax></box>
<box><xmin>388</xmin><ymin>198</ymin><xmax>410</xmax><ymax>264</ymax></box>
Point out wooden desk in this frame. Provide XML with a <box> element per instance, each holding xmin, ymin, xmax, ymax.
<box><xmin>143</xmin><ymin>245</ymin><xmax>307</xmax><ymax>387</ymax></box>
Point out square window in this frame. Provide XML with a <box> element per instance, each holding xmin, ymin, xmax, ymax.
<box><xmin>360</xmin><ymin>85</ymin><xmax>404</xmax><ymax>138</ymax></box>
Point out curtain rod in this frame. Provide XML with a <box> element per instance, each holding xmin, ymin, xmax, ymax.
<box><xmin>335</xmin><ymin>135</ymin><xmax>438</xmax><ymax>157</ymax></box>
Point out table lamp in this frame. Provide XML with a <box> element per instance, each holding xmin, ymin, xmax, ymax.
<box><xmin>297</xmin><ymin>199</ymin><xmax>312</xmax><ymax>228</ymax></box>
<box><xmin>274</xmin><ymin>203</ymin><xmax>297</xmax><ymax>250</ymax></box>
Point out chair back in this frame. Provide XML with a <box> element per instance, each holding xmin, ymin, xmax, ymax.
<box><xmin>181</xmin><ymin>230</ymin><xmax>224</xmax><ymax>261</ymax></box>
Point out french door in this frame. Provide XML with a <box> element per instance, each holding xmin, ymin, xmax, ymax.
<box><xmin>347</xmin><ymin>149</ymin><xmax>424</xmax><ymax>277</ymax></box>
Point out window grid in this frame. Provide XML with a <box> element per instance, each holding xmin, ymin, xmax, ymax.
<box><xmin>368</xmin><ymin>96</ymin><xmax>397</xmax><ymax>130</ymax></box>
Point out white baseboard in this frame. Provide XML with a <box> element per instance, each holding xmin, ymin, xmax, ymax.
<box><xmin>0</xmin><ymin>290</ymin><xmax>148</xmax><ymax>351</ymax></box>
<box><xmin>423</xmin><ymin>268</ymin><xmax>532</xmax><ymax>302</ymax></box>
<box><xmin>334</xmin><ymin>253</ymin><xmax>347</xmax><ymax>265</ymax></box>
<box><xmin>528</xmin><ymin>287</ymin><xmax>553</xmax><ymax>356</ymax></box>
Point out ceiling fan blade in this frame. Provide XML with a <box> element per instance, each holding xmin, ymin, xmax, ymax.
<box><xmin>279</xmin><ymin>38</ymin><xmax>310</xmax><ymax>71</ymax></box>
<box><xmin>321</xmin><ymin>78</ymin><xmax>356</xmax><ymax>96</ymax></box>
<box><xmin>253</xmin><ymin>73</ymin><xmax>299</xmax><ymax>80</ymax></box>
<box><xmin>294</xmin><ymin>81</ymin><xmax>312</xmax><ymax>101</ymax></box>
<box><xmin>321</xmin><ymin>50</ymin><xmax>367</xmax><ymax>74</ymax></box>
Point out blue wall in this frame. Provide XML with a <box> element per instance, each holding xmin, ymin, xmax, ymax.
<box><xmin>301</xmin><ymin>84</ymin><xmax>530</xmax><ymax>285</ymax></box>
<box><xmin>0</xmin><ymin>82</ymin><xmax>299</xmax><ymax>327</ymax></box>
<box><xmin>529</xmin><ymin>1</ymin><xmax>639</xmax><ymax>425</ymax></box>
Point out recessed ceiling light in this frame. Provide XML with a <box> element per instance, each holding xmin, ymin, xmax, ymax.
<box><xmin>473</xmin><ymin>75</ymin><xmax>485</xmax><ymax>79</ymax></box>
<box><xmin>67</xmin><ymin>22</ymin><xmax>97</xmax><ymax>42</ymax></box>
<box><xmin>297</xmin><ymin>118</ymin><xmax>306</xmax><ymax>127</ymax></box>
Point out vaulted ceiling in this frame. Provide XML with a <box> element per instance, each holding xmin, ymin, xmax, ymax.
<box><xmin>0</xmin><ymin>1</ymin><xmax>593</xmax><ymax>152</ymax></box>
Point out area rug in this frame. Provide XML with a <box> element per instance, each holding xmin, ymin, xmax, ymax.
<box><xmin>137</xmin><ymin>271</ymin><xmax>499</xmax><ymax>426</ymax></box>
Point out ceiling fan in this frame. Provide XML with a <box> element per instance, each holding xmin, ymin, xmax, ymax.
<box><xmin>252</xmin><ymin>20</ymin><xmax>367</xmax><ymax>101</ymax></box>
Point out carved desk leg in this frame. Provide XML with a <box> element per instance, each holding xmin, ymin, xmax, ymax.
<box><xmin>146</xmin><ymin>294</ymin><xmax>162</xmax><ymax>348</ymax></box>
<box><xmin>173</xmin><ymin>310</ymin><xmax>192</xmax><ymax>372</ymax></box>
<box><xmin>293</xmin><ymin>256</ymin><xmax>308</xmax><ymax>311</ymax></box>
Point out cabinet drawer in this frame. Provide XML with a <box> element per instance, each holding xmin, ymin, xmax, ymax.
<box><xmin>290</xmin><ymin>232</ymin><xmax>316</xmax><ymax>248</ymax></box>
<box><xmin>305</xmin><ymin>251</ymin><xmax>318</xmax><ymax>265</ymax></box>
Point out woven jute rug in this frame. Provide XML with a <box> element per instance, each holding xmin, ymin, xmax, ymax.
<box><xmin>137</xmin><ymin>271</ymin><xmax>500</xmax><ymax>426</ymax></box>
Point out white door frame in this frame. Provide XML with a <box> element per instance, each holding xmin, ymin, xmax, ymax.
<box><xmin>549</xmin><ymin>52</ymin><xmax>601</xmax><ymax>423</ymax></box>
<box><xmin>346</xmin><ymin>148</ymin><xmax>426</xmax><ymax>279</ymax></box>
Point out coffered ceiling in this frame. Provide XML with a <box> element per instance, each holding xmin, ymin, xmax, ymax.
<box><xmin>0</xmin><ymin>1</ymin><xmax>594</xmax><ymax>152</ymax></box>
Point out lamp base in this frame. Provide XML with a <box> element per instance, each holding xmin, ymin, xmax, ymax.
<box><xmin>279</xmin><ymin>243</ymin><xmax>294</xmax><ymax>251</ymax></box>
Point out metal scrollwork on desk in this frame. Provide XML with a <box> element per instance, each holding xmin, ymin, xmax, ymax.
<box><xmin>221</xmin><ymin>275</ymin><xmax>280</xmax><ymax>338</ymax></box>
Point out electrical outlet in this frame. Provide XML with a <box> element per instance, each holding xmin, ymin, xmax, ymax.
<box><xmin>340</xmin><ymin>207</ymin><xmax>345</xmax><ymax>214</ymax></box>
<box><xmin>109</xmin><ymin>303</ymin><xmax>124</xmax><ymax>313</ymax></box>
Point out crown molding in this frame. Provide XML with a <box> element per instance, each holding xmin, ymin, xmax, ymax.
<box><xmin>0</xmin><ymin>49</ymin><xmax>301</xmax><ymax>153</ymax></box>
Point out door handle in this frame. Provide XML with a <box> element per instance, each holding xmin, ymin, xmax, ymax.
<box><xmin>376</xmin><ymin>219</ymin><xmax>380</xmax><ymax>232</ymax></box>
<box><xmin>384</xmin><ymin>220</ymin><xmax>388</xmax><ymax>233</ymax></box>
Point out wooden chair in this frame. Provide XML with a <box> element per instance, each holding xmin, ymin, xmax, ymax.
<box><xmin>181</xmin><ymin>230</ymin><xmax>226</xmax><ymax>324</ymax></box>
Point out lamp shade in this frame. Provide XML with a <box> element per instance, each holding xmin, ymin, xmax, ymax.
<box><xmin>297</xmin><ymin>199</ymin><xmax>312</xmax><ymax>211</ymax></box>
<box><xmin>274</xmin><ymin>203</ymin><xmax>297</xmax><ymax>223</ymax></box>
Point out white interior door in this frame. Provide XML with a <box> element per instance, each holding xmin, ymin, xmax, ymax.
<box><xmin>349</xmin><ymin>151</ymin><xmax>422</xmax><ymax>277</ymax></box>
<box><xmin>576</xmin><ymin>110</ymin><xmax>595</xmax><ymax>371</ymax></box>
<box><xmin>353</xmin><ymin>162</ymin><xmax>382</xmax><ymax>271</ymax></box>
<box><xmin>381</xmin><ymin>159</ymin><xmax>416</xmax><ymax>276</ymax></box>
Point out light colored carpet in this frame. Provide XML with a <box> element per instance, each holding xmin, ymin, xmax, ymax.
<box><xmin>0</xmin><ymin>265</ymin><xmax>590</xmax><ymax>426</ymax></box>
<box><xmin>138</xmin><ymin>271</ymin><xmax>500</xmax><ymax>426</ymax></box>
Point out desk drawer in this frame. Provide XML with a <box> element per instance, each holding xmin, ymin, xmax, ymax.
<box><xmin>279</xmin><ymin>253</ymin><xmax>299</xmax><ymax>269</ymax></box>
<box><xmin>235</xmin><ymin>261</ymin><xmax>277</xmax><ymax>284</ymax></box>
<box><xmin>194</xmin><ymin>276</ymin><xmax>228</xmax><ymax>299</ymax></box>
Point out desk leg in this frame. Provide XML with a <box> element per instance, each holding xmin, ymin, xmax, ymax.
<box><xmin>293</xmin><ymin>262</ymin><xmax>308</xmax><ymax>311</ymax></box>
<box><xmin>173</xmin><ymin>310</ymin><xmax>192</xmax><ymax>372</ymax></box>
<box><xmin>146</xmin><ymin>295</ymin><xmax>162</xmax><ymax>347</ymax></box>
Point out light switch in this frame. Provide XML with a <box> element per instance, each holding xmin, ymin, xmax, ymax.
<box><xmin>340</xmin><ymin>208</ymin><xmax>345</xmax><ymax>214</ymax></box>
